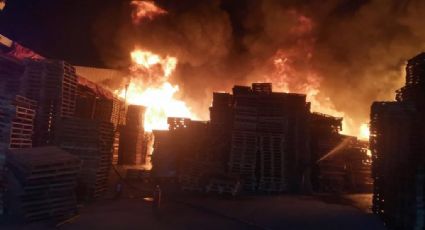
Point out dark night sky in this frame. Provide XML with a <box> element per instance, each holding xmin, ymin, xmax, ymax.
<box><xmin>0</xmin><ymin>0</ymin><xmax>248</xmax><ymax>67</ymax></box>
<box><xmin>2</xmin><ymin>0</ymin><xmax>424</xmax><ymax>135</ymax></box>
<box><xmin>0</xmin><ymin>0</ymin><xmax>126</xmax><ymax>67</ymax></box>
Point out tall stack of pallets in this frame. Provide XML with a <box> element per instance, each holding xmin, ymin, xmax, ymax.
<box><xmin>371</xmin><ymin>52</ymin><xmax>425</xmax><ymax>230</ymax></box>
<box><xmin>0</xmin><ymin>95</ymin><xmax>37</xmax><ymax>149</ymax></box>
<box><xmin>0</xmin><ymin>95</ymin><xmax>36</xmax><ymax>215</ymax></box>
<box><xmin>371</xmin><ymin>102</ymin><xmax>419</xmax><ymax>229</ymax></box>
<box><xmin>56</xmin><ymin>118</ymin><xmax>114</xmax><ymax>200</ymax></box>
<box><xmin>227</xmin><ymin>83</ymin><xmax>310</xmax><ymax>193</ymax></box>
<box><xmin>0</xmin><ymin>54</ymin><xmax>24</xmax><ymax>96</ymax></box>
<box><xmin>345</xmin><ymin>140</ymin><xmax>373</xmax><ymax>193</ymax></box>
<box><xmin>7</xmin><ymin>146</ymin><xmax>81</xmax><ymax>222</ymax></box>
<box><xmin>309</xmin><ymin>112</ymin><xmax>343</xmax><ymax>192</ymax></box>
<box><xmin>229</xmin><ymin>86</ymin><xmax>258</xmax><ymax>191</ymax></box>
<box><xmin>118</xmin><ymin>105</ymin><xmax>145</xmax><ymax>165</ymax></box>
<box><xmin>20</xmin><ymin>59</ymin><xmax>77</xmax><ymax>146</ymax></box>
<box><xmin>256</xmin><ymin>89</ymin><xmax>288</xmax><ymax>193</ymax></box>
<box><xmin>74</xmin><ymin>77</ymin><xmax>125</xmax><ymax>165</ymax></box>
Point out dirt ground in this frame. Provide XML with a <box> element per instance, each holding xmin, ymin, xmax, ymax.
<box><xmin>1</xmin><ymin>192</ymin><xmax>385</xmax><ymax>230</ymax></box>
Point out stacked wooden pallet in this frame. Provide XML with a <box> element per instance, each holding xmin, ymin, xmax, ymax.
<box><xmin>318</xmin><ymin>155</ymin><xmax>346</xmax><ymax>193</ymax></box>
<box><xmin>0</xmin><ymin>95</ymin><xmax>36</xmax><ymax>215</ymax></box>
<box><xmin>56</xmin><ymin>118</ymin><xmax>114</xmax><ymax>200</ymax></box>
<box><xmin>227</xmin><ymin>84</ymin><xmax>310</xmax><ymax>193</ymax></box>
<box><xmin>20</xmin><ymin>59</ymin><xmax>77</xmax><ymax>146</ymax></box>
<box><xmin>370</xmin><ymin>101</ymin><xmax>422</xmax><ymax>229</ymax></box>
<box><xmin>370</xmin><ymin>52</ymin><xmax>425</xmax><ymax>229</ymax></box>
<box><xmin>257</xmin><ymin>133</ymin><xmax>287</xmax><ymax>192</ymax></box>
<box><xmin>0</xmin><ymin>95</ymin><xmax>37</xmax><ymax>149</ymax></box>
<box><xmin>118</xmin><ymin>105</ymin><xmax>145</xmax><ymax>165</ymax></box>
<box><xmin>229</xmin><ymin>131</ymin><xmax>257</xmax><ymax>191</ymax></box>
<box><xmin>209</xmin><ymin>92</ymin><xmax>233</xmax><ymax>127</ymax></box>
<box><xmin>7</xmin><ymin>146</ymin><xmax>81</xmax><ymax>222</ymax></box>
<box><xmin>229</xmin><ymin>86</ymin><xmax>258</xmax><ymax>191</ymax></box>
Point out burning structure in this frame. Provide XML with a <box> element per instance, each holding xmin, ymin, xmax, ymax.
<box><xmin>0</xmin><ymin>29</ymin><xmax>373</xmax><ymax>222</ymax></box>
<box><xmin>310</xmin><ymin>113</ymin><xmax>372</xmax><ymax>193</ymax></box>
<box><xmin>118</xmin><ymin>105</ymin><xmax>147</xmax><ymax>165</ymax></box>
<box><xmin>371</xmin><ymin>53</ymin><xmax>425</xmax><ymax>229</ymax></box>
<box><xmin>152</xmin><ymin>83</ymin><xmax>371</xmax><ymax>194</ymax></box>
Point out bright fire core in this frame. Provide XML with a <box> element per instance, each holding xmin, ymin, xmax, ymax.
<box><xmin>117</xmin><ymin>49</ymin><xmax>195</xmax><ymax>132</ymax></box>
<box><xmin>117</xmin><ymin>48</ymin><xmax>371</xmax><ymax>139</ymax></box>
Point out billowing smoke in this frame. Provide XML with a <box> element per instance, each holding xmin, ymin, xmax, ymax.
<box><xmin>92</xmin><ymin>0</ymin><xmax>425</xmax><ymax>136</ymax></box>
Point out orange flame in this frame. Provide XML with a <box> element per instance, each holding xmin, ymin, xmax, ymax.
<box><xmin>359</xmin><ymin>123</ymin><xmax>370</xmax><ymax>140</ymax></box>
<box><xmin>257</xmin><ymin>11</ymin><xmax>368</xmax><ymax>139</ymax></box>
<box><xmin>130</xmin><ymin>0</ymin><xmax>167</xmax><ymax>24</ymax></box>
<box><xmin>117</xmin><ymin>49</ymin><xmax>195</xmax><ymax>132</ymax></box>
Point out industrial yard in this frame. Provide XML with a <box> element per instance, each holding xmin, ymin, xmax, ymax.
<box><xmin>2</xmin><ymin>1</ymin><xmax>425</xmax><ymax>229</ymax></box>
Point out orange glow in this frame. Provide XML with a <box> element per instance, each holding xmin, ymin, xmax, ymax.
<box><xmin>359</xmin><ymin>123</ymin><xmax>370</xmax><ymax>140</ymax></box>
<box><xmin>130</xmin><ymin>1</ymin><xmax>167</xmax><ymax>24</ymax></box>
<box><xmin>267</xmin><ymin>49</ymin><xmax>350</xmax><ymax>133</ymax></box>
<box><xmin>366</xmin><ymin>149</ymin><xmax>372</xmax><ymax>157</ymax></box>
<box><xmin>117</xmin><ymin>49</ymin><xmax>195</xmax><ymax>132</ymax></box>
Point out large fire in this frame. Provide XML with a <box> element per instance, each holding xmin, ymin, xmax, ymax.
<box><xmin>117</xmin><ymin>49</ymin><xmax>195</xmax><ymax>131</ymax></box>
<box><xmin>257</xmin><ymin>10</ymin><xmax>369</xmax><ymax>139</ymax></box>
<box><xmin>359</xmin><ymin>123</ymin><xmax>370</xmax><ymax>140</ymax></box>
<box><xmin>120</xmin><ymin>2</ymin><xmax>370</xmax><ymax>139</ymax></box>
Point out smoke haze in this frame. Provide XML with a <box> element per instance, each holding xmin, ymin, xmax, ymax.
<box><xmin>92</xmin><ymin>0</ymin><xmax>425</xmax><ymax>135</ymax></box>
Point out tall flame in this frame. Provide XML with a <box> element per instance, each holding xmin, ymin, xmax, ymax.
<box><xmin>130</xmin><ymin>0</ymin><xmax>167</xmax><ymax>24</ymax></box>
<box><xmin>117</xmin><ymin>49</ymin><xmax>195</xmax><ymax>131</ymax></box>
<box><xmin>259</xmin><ymin>10</ymin><xmax>368</xmax><ymax>139</ymax></box>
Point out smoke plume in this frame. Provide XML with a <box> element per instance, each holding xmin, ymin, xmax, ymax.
<box><xmin>93</xmin><ymin>0</ymin><xmax>425</xmax><ymax>136</ymax></box>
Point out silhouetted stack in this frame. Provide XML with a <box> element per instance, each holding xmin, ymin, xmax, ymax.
<box><xmin>0</xmin><ymin>95</ymin><xmax>36</xmax><ymax>215</ymax></box>
<box><xmin>7</xmin><ymin>146</ymin><xmax>81</xmax><ymax>222</ymax></box>
<box><xmin>345</xmin><ymin>140</ymin><xmax>372</xmax><ymax>193</ymax></box>
<box><xmin>152</xmin><ymin>130</ymin><xmax>176</xmax><ymax>177</ymax></box>
<box><xmin>20</xmin><ymin>59</ymin><xmax>77</xmax><ymax>146</ymax></box>
<box><xmin>209</xmin><ymin>92</ymin><xmax>233</xmax><ymax>127</ymax></box>
<box><xmin>118</xmin><ymin>105</ymin><xmax>145</xmax><ymax>165</ymax></box>
<box><xmin>229</xmin><ymin>86</ymin><xmax>258</xmax><ymax>191</ymax></box>
<box><xmin>56</xmin><ymin>118</ymin><xmax>114</xmax><ymax>200</ymax></box>
<box><xmin>309</xmin><ymin>113</ymin><xmax>343</xmax><ymax>192</ymax></box>
<box><xmin>371</xmin><ymin>53</ymin><xmax>425</xmax><ymax>229</ymax></box>
<box><xmin>74</xmin><ymin>77</ymin><xmax>125</xmax><ymax>165</ymax></box>
<box><xmin>228</xmin><ymin>84</ymin><xmax>310</xmax><ymax>192</ymax></box>
<box><xmin>0</xmin><ymin>95</ymin><xmax>37</xmax><ymax>149</ymax></box>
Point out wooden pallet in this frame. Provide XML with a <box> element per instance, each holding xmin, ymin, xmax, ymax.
<box><xmin>7</xmin><ymin>146</ymin><xmax>81</xmax><ymax>222</ymax></box>
<box><xmin>56</xmin><ymin>117</ymin><xmax>114</xmax><ymax>201</ymax></box>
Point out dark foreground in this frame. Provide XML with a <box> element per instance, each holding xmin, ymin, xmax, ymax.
<box><xmin>1</xmin><ymin>194</ymin><xmax>385</xmax><ymax>230</ymax></box>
